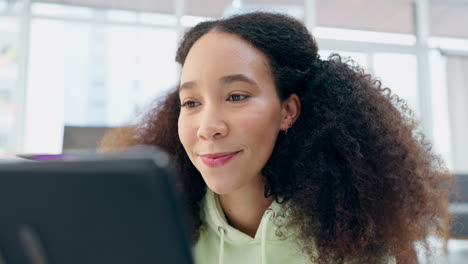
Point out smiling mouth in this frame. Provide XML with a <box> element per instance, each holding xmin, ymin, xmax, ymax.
<box><xmin>199</xmin><ymin>151</ymin><xmax>241</xmax><ymax>168</ymax></box>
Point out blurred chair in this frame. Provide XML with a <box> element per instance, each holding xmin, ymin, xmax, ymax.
<box><xmin>450</xmin><ymin>174</ymin><xmax>468</xmax><ymax>238</ymax></box>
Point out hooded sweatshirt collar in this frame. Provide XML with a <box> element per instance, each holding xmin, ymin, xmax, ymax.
<box><xmin>199</xmin><ymin>189</ymin><xmax>396</xmax><ymax>264</ymax></box>
<box><xmin>202</xmin><ymin>188</ymin><xmax>297</xmax><ymax>245</ymax></box>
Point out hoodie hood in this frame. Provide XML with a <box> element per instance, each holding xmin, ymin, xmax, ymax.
<box><xmin>197</xmin><ymin>189</ymin><xmax>301</xmax><ymax>264</ymax></box>
<box><xmin>204</xmin><ymin>188</ymin><xmax>293</xmax><ymax>244</ymax></box>
<box><xmin>194</xmin><ymin>189</ymin><xmax>397</xmax><ymax>264</ymax></box>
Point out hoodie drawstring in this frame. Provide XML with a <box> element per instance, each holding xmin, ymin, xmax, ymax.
<box><xmin>217</xmin><ymin>208</ymin><xmax>276</xmax><ymax>264</ymax></box>
<box><xmin>218</xmin><ymin>226</ymin><xmax>226</xmax><ymax>264</ymax></box>
<box><xmin>261</xmin><ymin>208</ymin><xmax>275</xmax><ymax>264</ymax></box>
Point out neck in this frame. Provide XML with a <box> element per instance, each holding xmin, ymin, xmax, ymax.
<box><xmin>218</xmin><ymin>176</ymin><xmax>273</xmax><ymax>238</ymax></box>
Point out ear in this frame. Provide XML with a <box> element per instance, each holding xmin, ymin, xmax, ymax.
<box><xmin>280</xmin><ymin>94</ymin><xmax>301</xmax><ymax>131</ymax></box>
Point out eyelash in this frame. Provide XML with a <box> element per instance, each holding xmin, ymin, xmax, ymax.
<box><xmin>180</xmin><ymin>94</ymin><xmax>250</xmax><ymax>109</ymax></box>
<box><xmin>227</xmin><ymin>94</ymin><xmax>249</xmax><ymax>102</ymax></box>
<box><xmin>180</xmin><ymin>101</ymin><xmax>200</xmax><ymax>109</ymax></box>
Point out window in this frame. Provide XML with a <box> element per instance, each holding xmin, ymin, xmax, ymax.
<box><xmin>23</xmin><ymin>5</ymin><xmax>179</xmax><ymax>154</ymax></box>
<box><xmin>430</xmin><ymin>2</ymin><xmax>468</xmax><ymax>39</ymax></box>
<box><xmin>373</xmin><ymin>53</ymin><xmax>419</xmax><ymax>118</ymax></box>
<box><xmin>0</xmin><ymin>16</ymin><xmax>19</xmax><ymax>153</ymax></box>
<box><xmin>316</xmin><ymin>0</ymin><xmax>413</xmax><ymax>34</ymax></box>
<box><xmin>184</xmin><ymin>0</ymin><xmax>303</xmax><ymax>25</ymax></box>
<box><xmin>0</xmin><ymin>0</ymin><xmax>22</xmax><ymax>12</ymax></box>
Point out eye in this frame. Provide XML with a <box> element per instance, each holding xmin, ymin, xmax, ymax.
<box><xmin>181</xmin><ymin>100</ymin><xmax>201</xmax><ymax>109</ymax></box>
<box><xmin>227</xmin><ymin>94</ymin><xmax>249</xmax><ymax>102</ymax></box>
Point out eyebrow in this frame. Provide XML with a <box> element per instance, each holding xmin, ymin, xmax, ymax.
<box><xmin>179</xmin><ymin>74</ymin><xmax>258</xmax><ymax>91</ymax></box>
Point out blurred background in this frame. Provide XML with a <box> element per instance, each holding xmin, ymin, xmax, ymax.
<box><xmin>0</xmin><ymin>0</ymin><xmax>467</xmax><ymax>262</ymax></box>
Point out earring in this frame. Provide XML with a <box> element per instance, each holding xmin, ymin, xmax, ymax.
<box><xmin>284</xmin><ymin>122</ymin><xmax>292</xmax><ymax>135</ymax></box>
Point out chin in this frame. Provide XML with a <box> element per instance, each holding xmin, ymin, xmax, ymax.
<box><xmin>206</xmin><ymin>183</ymin><xmax>231</xmax><ymax>195</ymax></box>
<box><xmin>205</xmin><ymin>179</ymin><xmax>238</xmax><ymax>196</ymax></box>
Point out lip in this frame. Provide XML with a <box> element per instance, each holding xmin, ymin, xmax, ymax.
<box><xmin>199</xmin><ymin>151</ymin><xmax>241</xmax><ymax>168</ymax></box>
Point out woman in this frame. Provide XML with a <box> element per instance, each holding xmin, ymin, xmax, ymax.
<box><xmin>100</xmin><ymin>12</ymin><xmax>452</xmax><ymax>264</ymax></box>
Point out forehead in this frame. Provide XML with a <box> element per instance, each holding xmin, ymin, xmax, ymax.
<box><xmin>180</xmin><ymin>31</ymin><xmax>272</xmax><ymax>83</ymax></box>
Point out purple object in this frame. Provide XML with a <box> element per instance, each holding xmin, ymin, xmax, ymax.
<box><xmin>30</xmin><ymin>154</ymin><xmax>76</xmax><ymax>161</ymax></box>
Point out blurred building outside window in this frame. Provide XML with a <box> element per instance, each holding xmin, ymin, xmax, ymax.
<box><xmin>0</xmin><ymin>0</ymin><xmax>22</xmax><ymax>13</ymax></box>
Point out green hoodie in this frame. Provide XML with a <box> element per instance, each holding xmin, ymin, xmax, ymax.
<box><xmin>194</xmin><ymin>189</ymin><xmax>308</xmax><ymax>264</ymax></box>
<box><xmin>193</xmin><ymin>189</ymin><xmax>397</xmax><ymax>264</ymax></box>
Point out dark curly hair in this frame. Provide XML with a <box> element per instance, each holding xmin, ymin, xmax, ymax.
<box><xmin>100</xmin><ymin>12</ymin><xmax>453</xmax><ymax>264</ymax></box>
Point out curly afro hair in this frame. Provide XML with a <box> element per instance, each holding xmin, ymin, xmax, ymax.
<box><xmin>100</xmin><ymin>12</ymin><xmax>453</xmax><ymax>264</ymax></box>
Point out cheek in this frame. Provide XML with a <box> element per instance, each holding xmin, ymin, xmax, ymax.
<box><xmin>236</xmin><ymin>102</ymin><xmax>281</xmax><ymax>150</ymax></box>
<box><xmin>178</xmin><ymin>115</ymin><xmax>196</xmax><ymax>151</ymax></box>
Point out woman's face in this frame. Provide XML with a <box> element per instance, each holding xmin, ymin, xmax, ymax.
<box><xmin>178</xmin><ymin>32</ymin><xmax>291</xmax><ymax>195</ymax></box>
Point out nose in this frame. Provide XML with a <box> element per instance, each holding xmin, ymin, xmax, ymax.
<box><xmin>196</xmin><ymin>106</ymin><xmax>228</xmax><ymax>140</ymax></box>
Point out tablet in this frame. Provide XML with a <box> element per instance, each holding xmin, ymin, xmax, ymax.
<box><xmin>0</xmin><ymin>148</ymin><xmax>193</xmax><ymax>264</ymax></box>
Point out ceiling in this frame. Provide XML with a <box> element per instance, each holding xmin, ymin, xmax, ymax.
<box><xmin>30</xmin><ymin>0</ymin><xmax>468</xmax><ymax>38</ymax></box>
